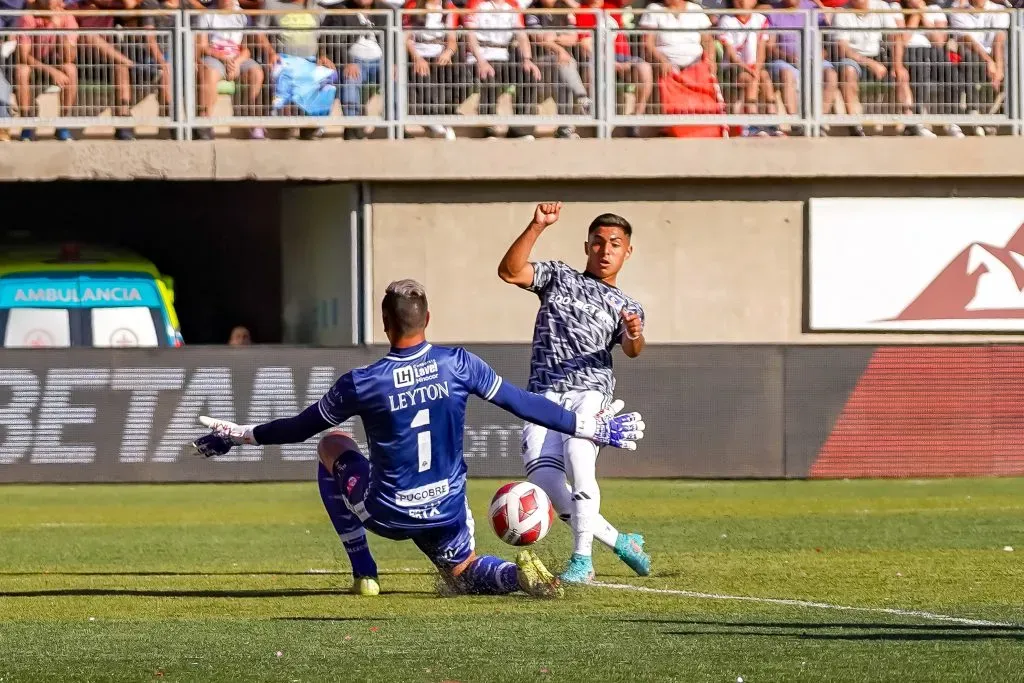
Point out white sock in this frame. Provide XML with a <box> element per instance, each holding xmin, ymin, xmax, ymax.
<box><xmin>528</xmin><ymin>466</ymin><xmax>574</xmax><ymax>523</ymax></box>
<box><xmin>565</xmin><ymin>436</ymin><xmax>601</xmax><ymax>557</ymax></box>
<box><xmin>529</xmin><ymin>465</ymin><xmax>619</xmax><ymax>551</ymax></box>
<box><xmin>593</xmin><ymin>517</ymin><xmax>619</xmax><ymax>549</ymax></box>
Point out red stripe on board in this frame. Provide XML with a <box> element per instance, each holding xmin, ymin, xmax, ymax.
<box><xmin>810</xmin><ymin>346</ymin><xmax>1024</xmax><ymax>478</ymax></box>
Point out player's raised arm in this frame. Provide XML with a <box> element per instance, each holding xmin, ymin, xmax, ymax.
<box><xmin>192</xmin><ymin>373</ymin><xmax>358</xmax><ymax>456</ymax></box>
<box><xmin>457</xmin><ymin>348</ymin><xmax>644</xmax><ymax>450</ymax></box>
<box><xmin>497</xmin><ymin>202</ymin><xmax>562</xmax><ymax>289</ymax></box>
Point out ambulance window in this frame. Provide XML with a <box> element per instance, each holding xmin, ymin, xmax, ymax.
<box><xmin>90</xmin><ymin>307</ymin><xmax>160</xmax><ymax>347</ymax></box>
<box><xmin>2</xmin><ymin>308</ymin><xmax>72</xmax><ymax>348</ymax></box>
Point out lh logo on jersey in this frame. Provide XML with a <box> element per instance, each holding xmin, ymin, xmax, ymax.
<box><xmin>393</xmin><ymin>360</ymin><xmax>439</xmax><ymax>388</ymax></box>
<box><xmin>393</xmin><ymin>367</ymin><xmax>415</xmax><ymax>388</ymax></box>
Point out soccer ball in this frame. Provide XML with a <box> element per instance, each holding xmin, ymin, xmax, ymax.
<box><xmin>488</xmin><ymin>481</ymin><xmax>555</xmax><ymax>546</ymax></box>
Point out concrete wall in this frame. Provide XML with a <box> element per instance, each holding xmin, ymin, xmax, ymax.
<box><xmin>369</xmin><ymin>185</ymin><xmax>803</xmax><ymax>343</ymax></box>
<box><xmin>6</xmin><ymin>137</ymin><xmax>1024</xmax><ymax>181</ymax></box>
<box><xmin>369</xmin><ymin>179</ymin><xmax>1024</xmax><ymax>344</ymax></box>
<box><xmin>280</xmin><ymin>183</ymin><xmax>358</xmax><ymax>345</ymax></box>
<box><xmin>10</xmin><ymin>137</ymin><xmax>1024</xmax><ymax>344</ymax></box>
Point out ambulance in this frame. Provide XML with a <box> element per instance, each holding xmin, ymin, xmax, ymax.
<box><xmin>0</xmin><ymin>243</ymin><xmax>184</xmax><ymax>348</ymax></box>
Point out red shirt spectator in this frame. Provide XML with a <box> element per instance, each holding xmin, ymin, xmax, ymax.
<box><xmin>17</xmin><ymin>12</ymin><xmax>78</xmax><ymax>60</ymax></box>
<box><xmin>574</xmin><ymin>0</ymin><xmax>630</xmax><ymax>57</ymax></box>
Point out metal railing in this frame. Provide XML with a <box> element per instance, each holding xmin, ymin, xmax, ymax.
<box><xmin>0</xmin><ymin>7</ymin><xmax>1021</xmax><ymax>139</ymax></box>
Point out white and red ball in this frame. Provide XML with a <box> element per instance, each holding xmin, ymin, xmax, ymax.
<box><xmin>488</xmin><ymin>481</ymin><xmax>555</xmax><ymax>546</ymax></box>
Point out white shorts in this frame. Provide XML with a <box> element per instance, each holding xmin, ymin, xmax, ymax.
<box><xmin>522</xmin><ymin>389</ymin><xmax>608</xmax><ymax>476</ymax></box>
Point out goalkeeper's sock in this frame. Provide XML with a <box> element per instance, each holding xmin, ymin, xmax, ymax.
<box><xmin>456</xmin><ymin>555</ymin><xmax>519</xmax><ymax>595</ymax></box>
<box><xmin>317</xmin><ymin>463</ymin><xmax>377</xmax><ymax>578</ymax></box>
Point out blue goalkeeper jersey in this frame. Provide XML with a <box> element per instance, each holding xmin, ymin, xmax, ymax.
<box><xmin>315</xmin><ymin>341</ymin><xmax>505</xmax><ymax>530</ymax></box>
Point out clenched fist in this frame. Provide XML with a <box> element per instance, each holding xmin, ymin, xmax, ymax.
<box><xmin>620</xmin><ymin>309</ymin><xmax>644</xmax><ymax>340</ymax></box>
<box><xmin>531</xmin><ymin>202</ymin><xmax>562</xmax><ymax>229</ymax></box>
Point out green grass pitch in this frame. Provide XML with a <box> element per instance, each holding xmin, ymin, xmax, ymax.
<box><xmin>1</xmin><ymin>478</ymin><xmax>1022</xmax><ymax>682</ymax></box>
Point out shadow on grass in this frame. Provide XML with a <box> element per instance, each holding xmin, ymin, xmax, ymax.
<box><xmin>0</xmin><ymin>570</ymin><xmax>435</xmax><ymax>577</ymax></box>
<box><xmin>0</xmin><ymin>588</ymin><xmax>431</xmax><ymax>598</ymax></box>
<box><xmin>620</xmin><ymin>618</ymin><xmax>1024</xmax><ymax>642</ymax></box>
<box><xmin>273</xmin><ymin>616</ymin><xmax>397</xmax><ymax>622</ymax></box>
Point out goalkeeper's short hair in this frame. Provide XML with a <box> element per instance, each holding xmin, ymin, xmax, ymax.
<box><xmin>383</xmin><ymin>279</ymin><xmax>428</xmax><ymax>337</ymax></box>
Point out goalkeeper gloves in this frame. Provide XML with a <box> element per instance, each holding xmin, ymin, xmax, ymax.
<box><xmin>574</xmin><ymin>399</ymin><xmax>645</xmax><ymax>450</ymax></box>
<box><xmin>192</xmin><ymin>416</ymin><xmax>257</xmax><ymax>457</ymax></box>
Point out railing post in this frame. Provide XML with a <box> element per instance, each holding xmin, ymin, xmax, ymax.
<box><xmin>394</xmin><ymin>9</ymin><xmax>406</xmax><ymax>140</ymax></box>
<box><xmin>809</xmin><ymin>9</ymin><xmax>821</xmax><ymax>137</ymax></box>
<box><xmin>385</xmin><ymin>10</ymin><xmax>396</xmax><ymax>140</ymax></box>
<box><xmin>171</xmin><ymin>10</ymin><xmax>185</xmax><ymax>140</ymax></box>
<box><xmin>602</xmin><ymin>11</ymin><xmax>616</xmax><ymax>138</ymax></box>
<box><xmin>181</xmin><ymin>10</ymin><xmax>196</xmax><ymax>140</ymax></box>
<box><xmin>1016</xmin><ymin>9</ymin><xmax>1023</xmax><ymax>135</ymax></box>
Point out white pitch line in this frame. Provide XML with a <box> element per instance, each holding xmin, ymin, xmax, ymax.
<box><xmin>591</xmin><ymin>582</ymin><xmax>1021</xmax><ymax>628</ymax></box>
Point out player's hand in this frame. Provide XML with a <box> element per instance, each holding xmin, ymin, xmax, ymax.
<box><xmin>192</xmin><ymin>416</ymin><xmax>256</xmax><ymax>457</ymax></box>
<box><xmin>532</xmin><ymin>202</ymin><xmax>562</xmax><ymax>229</ymax></box>
<box><xmin>574</xmin><ymin>399</ymin><xmax>645</xmax><ymax>450</ymax></box>
<box><xmin>620</xmin><ymin>308</ymin><xmax>644</xmax><ymax>340</ymax></box>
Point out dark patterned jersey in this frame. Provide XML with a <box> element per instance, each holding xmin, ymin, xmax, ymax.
<box><xmin>526</xmin><ymin>260</ymin><xmax>645</xmax><ymax>397</ymax></box>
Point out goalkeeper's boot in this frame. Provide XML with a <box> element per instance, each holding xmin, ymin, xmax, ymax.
<box><xmin>350</xmin><ymin>576</ymin><xmax>380</xmax><ymax>596</ymax></box>
<box><xmin>559</xmin><ymin>553</ymin><xmax>595</xmax><ymax>584</ymax></box>
<box><xmin>516</xmin><ymin>550</ymin><xmax>563</xmax><ymax>599</ymax></box>
<box><xmin>614</xmin><ymin>533</ymin><xmax>651</xmax><ymax>577</ymax></box>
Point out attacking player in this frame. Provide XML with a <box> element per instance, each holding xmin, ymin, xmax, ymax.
<box><xmin>498</xmin><ymin>202</ymin><xmax>649</xmax><ymax>584</ymax></box>
<box><xmin>192</xmin><ymin>279</ymin><xmax>645</xmax><ymax>598</ymax></box>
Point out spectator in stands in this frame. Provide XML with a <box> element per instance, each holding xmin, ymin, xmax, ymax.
<box><xmin>525</xmin><ymin>0</ymin><xmax>592</xmax><ymax>139</ymax></box>
<box><xmin>717</xmin><ymin>0</ymin><xmax>780</xmax><ymax>135</ymax></box>
<box><xmin>639</xmin><ymin>0</ymin><xmax>714</xmax><ymax>78</ymax></box>
<box><xmin>321</xmin><ymin>0</ymin><xmax>392</xmax><ymax>140</ymax></box>
<box><xmin>229</xmin><ymin>325</ymin><xmax>252</xmax><ymax>345</ymax></box>
<box><xmin>14</xmin><ymin>0</ymin><xmax>78</xmax><ymax>141</ymax></box>
<box><xmin>127</xmin><ymin>0</ymin><xmax>176</xmax><ymax>131</ymax></box>
<box><xmin>576</xmin><ymin>0</ymin><xmax>652</xmax><ymax>137</ymax></box>
<box><xmin>949</xmin><ymin>0</ymin><xmax>1009</xmax><ymax>129</ymax></box>
<box><xmin>0</xmin><ymin>77</ymin><xmax>9</xmax><ymax>142</ymax></box>
<box><xmin>640</xmin><ymin>0</ymin><xmax>726</xmax><ymax>137</ymax></box>
<box><xmin>831</xmin><ymin>0</ymin><xmax>930</xmax><ymax>136</ymax></box>
<box><xmin>464</xmin><ymin>0</ymin><xmax>542</xmax><ymax>139</ymax></box>
<box><xmin>256</xmin><ymin>0</ymin><xmax>328</xmax><ymax>139</ymax></box>
<box><xmin>766</xmin><ymin>0</ymin><xmax>838</xmax><ymax>133</ymax></box>
<box><xmin>0</xmin><ymin>63</ymin><xmax>9</xmax><ymax>143</ymax></box>
<box><xmin>902</xmin><ymin>0</ymin><xmax>963</xmax><ymax>136</ymax></box>
<box><xmin>403</xmin><ymin>0</ymin><xmax>461</xmax><ymax>139</ymax></box>
<box><xmin>0</xmin><ymin>0</ymin><xmax>24</xmax><ymax>142</ymax></box>
<box><xmin>64</xmin><ymin>0</ymin><xmax>139</xmax><ymax>140</ymax></box>
<box><xmin>195</xmin><ymin>0</ymin><xmax>266</xmax><ymax>140</ymax></box>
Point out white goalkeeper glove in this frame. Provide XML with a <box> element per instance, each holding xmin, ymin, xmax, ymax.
<box><xmin>574</xmin><ymin>399</ymin><xmax>645</xmax><ymax>450</ymax></box>
<box><xmin>192</xmin><ymin>416</ymin><xmax>257</xmax><ymax>457</ymax></box>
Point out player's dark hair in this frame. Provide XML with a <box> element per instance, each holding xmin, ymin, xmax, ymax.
<box><xmin>587</xmin><ymin>213</ymin><xmax>632</xmax><ymax>238</ymax></box>
<box><xmin>382</xmin><ymin>279</ymin><xmax>429</xmax><ymax>337</ymax></box>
